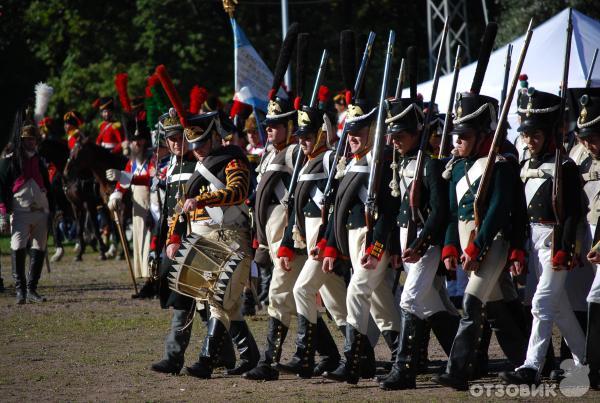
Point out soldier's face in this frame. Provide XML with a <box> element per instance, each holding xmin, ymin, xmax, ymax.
<box><xmin>454</xmin><ymin>130</ymin><xmax>478</xmax><ymax>157</ymax></box>
<box><xmin>266</xmin><ymin>123</ymin><xmax>287</xmax><ymax>144</ymax></box>
<box><xmin>246</xmin><ymin>130</ymin><xmax>260</xmax><ymax>146</ymax></box>
<box><xmin>101</xmin><ymin>109</ymin><xmax>112</xmax><ymax>121</ymax></box>
<box><xmin>348</xmin><ymin>126</ymin><xmax>369</xmax><ymax>154</ymax></box>
<box><xmin>22</xmin><ymin>137</ymin><xmax>37</xmax><ymax>153</ymax></box>
<box><xmin>583</xmin><ymin>133</ymin><xmax>600</xmax><ymax>157</ymax></box>
<box><xmin>522</xmin><ymin>130</ymin><xmax>545</xmax><ymax>156</ymax></box>
<box><xmin>390</xmin><ymin>130</ymin><xmax>419</xmax><ymax>155</ymax></box>
<box><xmin>192</xmin><ymin>139</ymin><xmax>212</xmax><ymax>160</ymax></box>
<box><xmin>167</xmin><ymin>132</ymin><xmax>188</xmax><ymax>156</ymax></box>
<box><xmin>299</xmin><ymin>134</ymin><xmax>316</xmax><ymax>155</ymax></box>
<box><xmin>131</xmin><ymin>139</ymin><xmax>145</xmax><ymax>156</ymax></box>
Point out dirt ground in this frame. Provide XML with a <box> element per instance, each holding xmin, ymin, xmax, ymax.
<box><xmin>0</xmin><ymin>243</ymin><xmax>598</xmax><ymax>402</ymax></box>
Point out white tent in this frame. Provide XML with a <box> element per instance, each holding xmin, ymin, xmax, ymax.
<box><xmin>417</xmin><ymin>8</ymin><xmax>600</xmax><ymax>140</ymax></box>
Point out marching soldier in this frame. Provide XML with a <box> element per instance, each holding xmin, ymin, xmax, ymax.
<box><xmin>500</xmin><ymin>89</ymin><xmax>586</xmax><ymax>386</ymax></box>
<box><xmin>0</xmin><ymin>109</ymin><xmax>51</xmax><ymax>304</ymax></box>
<box><xmin>276</xmin><ymin>104</ymin><xmax>347</xmax><ymax>378</ymax></box>
<box><xmin>576</xmin><ymin>87</ymin><xmax>600</xmax><ymax>389</ymax></box>
<box><xmin>94</xmin><ymin>97</ymin><xmax>125</xmax><ymax>154</ymax></box>
<box><xmin>165</xmin><ymin>111</ymin><xmax>259</xmax><ymax>379</ymax></box>
<box><xmin>243</xmin><ymin>95</ymin><xmax>304</xmax><ymax>381</ymax></box>
<box><xmin>150</xmin><ymin>109</ymin><xmax>198</xmax><ymax>375</ymax></box>
<box><xmin>432</xmin><ymin>92</ymin><xmax>528</xmax><ymax>390</ymax></box>
<box><xmin>379</xmin><ymin>97</ymin><xmax>459</xmax><ymax>390</ymax></box>
<box><xmin>106</xmin><ymin>118</ymin><xmax>156</xmax><ymax>298</ymax></box>
<box><xmin>320</xmin><ymin>100</ymin><xmax>402</xmax><ymax>385</ymax></box>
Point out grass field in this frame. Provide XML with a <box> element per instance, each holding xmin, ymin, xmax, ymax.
<box><xmin>0</xmin><ymin>238</ymin><xmax>598</xmax><ymax>401</ymax></box>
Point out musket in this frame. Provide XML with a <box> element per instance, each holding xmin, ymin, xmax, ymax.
<box><xmin>365</xmin><ymin>30</ymin><xmax>395</xmax><ymax>237</ymax></box>
<box><xmin>499</xmin><ymin>44</ymin><xmax>514</xmax><ymax>115</ymax></box>
<box><xmin>285</xmin><ymin>49</ymin><xmax>330</xmax><ymax>201</ymax></box>
<box><xmin>320</xmin><ymin>31</ymin><xmax>376</xmax><ymax>223</ymax></box>
<box><xmin>438</xmin><ymin>45</ymin><xmax>463</xmax><ymax>159</ymax></box>
<box><xmin>586</xmin><ymin>48</ymin><xmax>599</xmax><ymax>89</ymax></box>
<box><xmin>474</xmin><ymin>19</ymin><xmax>534</xmax><ymax>229</ymax></box>
<box><xmin>551</xmin><ymin>9</ymin><xmax>573</xmax><ymax>261</ymax></box>
<box><xmin>407</xmin><ymin>17</ymin><xmax>449</xmax><ymax>248</ymax></box>
<box><xmin>394</xmin><ymin>58</ymin><xmax>406</xmax><ymax>99</ymax></box>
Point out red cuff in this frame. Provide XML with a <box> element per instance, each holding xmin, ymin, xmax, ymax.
<box><xmin>552</xmin><ymin>250</ymin><xmax>568</xmax><ymax>267</ymax></box>
<box><xmin>150</xmin><ymin>235</ymin><xmax>158</xmax><ymax>251</ymax></box>
<box><xmin>168</xmin><ymin>234</ymin><xmax>182</xmax><ymax>246</ymax></box>
<box><xmin>0</xmin><ymin>203</ymin><xmax>6</xmax><ymax>215</ymax></box>
<box><xmin>464</xmin><ymin>242</ymin><xmax>480</xmax><ymax>259</ymax></box>
<box><xmin>509</xmin><ymin>249</ymin><xmax>526</xmax><ymax>266</ymax></box>
<box><xmin>442</xmin><ymin>244</ymin><xmax>460</xmax><ymax>261</ymax></box>
<box><xmin>252</xmin><ymin>238</ymin><xmax>259</xmax><ymax>249</ymax></box>
<box><xmin>365</xmin><ymin>241</ymin><xmax>384</xmax><ymax>261</ymax></box>
<box><xmin>316</xmin><ymin>238</ymin><xmax>327</xmax><ymax>251</ymax></box>
<box><xmin>324</xmin><ymin>246</ymin><xmax>338</xmax><ymax>258</ymax></box>
<box><xmin>277</xmin><ymin>245</ymin><xmax>295</xmax><ymax>259</ymax></box>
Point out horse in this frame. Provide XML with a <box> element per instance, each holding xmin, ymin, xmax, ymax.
<box><xmin>63</xmin><ymin>136</ymin><xmax>129</xmax><ymax>261</ymax></box>
<box><xmin>38</xmin><ymin>138</ymin><xmax>76</xmax><ymax>262</ymax></box>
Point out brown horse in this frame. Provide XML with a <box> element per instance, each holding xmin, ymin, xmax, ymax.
<box><xmin>63</xmin><ymin>136</ymin><xmax>129</xmax><ymax>261</ymax></box>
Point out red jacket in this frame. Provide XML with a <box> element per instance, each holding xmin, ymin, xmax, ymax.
<box><xmin>96</xmin><ymin>121</ymin><xmax>124</xmax><ymax>154</ymax></box>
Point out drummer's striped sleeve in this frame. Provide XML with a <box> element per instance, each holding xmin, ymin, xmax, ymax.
<box><xmin>195</xmin><ymin>159</ymin><xmax>249</xmax><ymax>207</ymax></box>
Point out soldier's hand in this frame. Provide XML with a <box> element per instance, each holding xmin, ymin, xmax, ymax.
<box><xmin>107</xmin><ymin>197</ymin><xmax>121</xmax><ymax>212</ymax></box>
<box><xmin>444</xmin><ymin>256</ymin><xmax>458</xmax><ymax>271</ymax></box>
<box><xmin>183</xmin><ymin>198</ymin><xmax>198</xmax><ymax>213</ymax></box>
<box><xmin>509</xmin><ymin>260</ymin><xmax>524</xmax><ymax>276</ymax></box>
<box><xmin>390</xmin><ymin>254</ymin><xmax>403</xmax><ymax>269</ymax></box>
<box><xmin>402</xmin><ymin>248</ymin><xmax>421</xmax><ymax>264</ymax></box>
<box><xmin>322</xmin><ymin>257</ymin><xmax>336</xmax><ymax>273</ymax></box>
<box><xmin>461</xmin><ymin>253</ymin><xmax>480</xmax><ymax>272</ymax></box>
<box><xmin>309</xmin><ymin>246</ymin><xmax>322</xmax><ymax>261</ymax></box>
<box><xmin>279</xmin><ymin>256</ymin><xmax>291</xmax><ymax>272</ymax></box>
<box><xmin>166</xmin><ymin>243</ymin><xmax>180</xmax><ymax>260</ymax></box>
<box><xmin>106</xmin><ymin>169</ymin><xmax>121</xmax><ymax>181</ymax></box>
<box><xmin>588</xmin><ymin>249</ymin><xmax>600</xmax><ymax>264</ymax></box>
<box><xmin>360</xmin><ymin>254</ymin><xmax>378</xmax><ymax>270</ymax></box>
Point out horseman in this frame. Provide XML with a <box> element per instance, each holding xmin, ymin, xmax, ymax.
<box><xmin>63</xmin><ymin>111</ymin><xmax>84</xmax><ymax>150</ymax></box>
<box><xmin>0</xmin><ymin>108</ymin><xmax>51</xmax><ymax>304</ymax></box>
<box><xmin>106</xmin><ymin>117</ymin><xmax>155</xmax><ymax>298</ymax></box>
<box><xmin>95</xmin><ymin>97</ymin><xmax>125</xmax><ymax>155</ymax></box>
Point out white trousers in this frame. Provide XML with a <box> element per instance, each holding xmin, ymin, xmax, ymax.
<box><xmin>11</xmin><ymin>210</ymin><xmax>48</xmax><ymax>251</ymax></box>
<box><xmin>293</xmin><ymin>217</ymin><xmax>347</xmax><ymax>326</ymax></box>
<box><xmin>519</xmin><ymin>224</ymin><xmax>586</xmax><ymax>371</ymax></box>
<box><xmin>265</xmin><ymin>204</ymin><xmax>305</xmax><ymax>326</ymax></box>
<box><xmin>399</xmin><ymin>227</ymin><xmax>456</xmax><ymax>319</ymax></box>
<box><xmin>131</xmin><ymin>185</ymin><xmax>151</xmax><ymax>278</ymax></box>
<box><xmin>587</xmin><ymin>224</ymin><xmax>600</xmax><ymax>304</ymax></box>
<box><xmin>346</xmin><ymin>226</ymin><xmax>401</xmax><ymax>334</ymax></box>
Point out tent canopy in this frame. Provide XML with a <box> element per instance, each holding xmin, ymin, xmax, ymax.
<box><xmin>417</xmin><ymin>8</ymin><xmax>600</xmax><ymax>122</ymax></box>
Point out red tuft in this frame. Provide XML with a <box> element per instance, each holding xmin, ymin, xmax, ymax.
<box><xmin>155</xmin><ymin>65</ymin><xmax>187</xmax><ymax>127</ymax></box>
<box><xmin>294</xmin><ymin>96</ymin><xmax>301</xmax><ymax>111</ymax></box>
<box><xmin>318</xmin><ymin>85</ymin><xmax>331</xmax><ymax>103</ymax></box>
<box><xmin>345</xmin><ymin>90</ymin><xmax>352</xmax><ymax>106</ymax></box>
<box><xmin>189</xmin><ymin>85</ymin><xmax>208</xmax><ymax>114</ymax></box>
<box><xmin>229</xmin><ymin>99</ymin><xmax>251</xmax><ymax>119</ymax></box>
<box><xmin>145</xmin><ymin>74</ymin><xmax>157</xmax><ymax>98</ymax></box>
<box><xmin>268</xmin><ymin>88</ymin><xmax>277</xmax><ymax>101</ymax></box>
<box><xmin>519</xmin><ymin>74</ymin><xmax>528</xmax><ymax>81</ymax></box>
<box><xmin>114</xmin><ymin>73</ymin><xmax>132</xmax><ymax>113</ymax></box>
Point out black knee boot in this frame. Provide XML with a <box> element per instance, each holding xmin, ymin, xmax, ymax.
<box><xmin>472</xmin><ymin>319</ymin><xmax>491</xmax><ymax>380</ymax></box>
<box><xmin>258</xmin><ymin>265</ymin><xmax>272</xmax><ymax>305</ymax></box>
<box><xmin>323</xmin><ymin>325</ymin><xmax>366</xmax><ymax>384</ymax></box>
<box><xmin>27</xmin><ymin>249</ymin><xmax>46</xmax><ymax>302</ymax></box>
<box><xmin>11</xmin><ymin>249</ymin><xmax>27</xmax><ymax>304</ymax></box>
<box><xmin>486</xmin><ymin>299</ymin><xmax>527</xmax><ymax>368</ymax></box>
<box><xmin>313</xmin><ymin>317</ymin><xmax>342</xmax><ymax>376</ymax></box>
<box><xmin>380</xmin><ymin>310</ymin><xmax>426</xmax><ymax>390</ymax></box>
<box><xmin>382</xmin><ymin>330</ymin><xmax>400</xmax><ymax>364</ymax></box>
<box><xmin>226</xmin><ymin>320</ymin><xmax>260</xmax><ymax>375</ymax></box>
<box><xmin>432</xmin><ymin>294</ymin><xmax>485</xmax><ymax>391</ymax></box>
<box><xmin>243</xmin><ymin>317</ymin><xmax>288</xmax><ymax>381</ymax></box>
<box><xmin>418</xmin><ymin>322</ymin><xmax>431</xmax><ymax>373</ymax></box>
<box><xmin>429</xmin><ymin>310</ymin><xmax>460</xmax><ymax>357</ymax></box>
<box><xmin>184</xmin><ymin>318</ymin><xmax>235</xmax><ymax>379</ymax></box>
<box><xmin>587</xmin><ymin>302</ymin><xmax>600</xmax><ymax>389</ymax></box>
<box><xmin>279</xmin><ymin>315</ymin><xmax>317</xmax><ymax>378</ymax></box>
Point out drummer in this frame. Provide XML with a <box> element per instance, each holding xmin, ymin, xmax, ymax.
<box><xmin>165</xmin><ymin>111</ymin><xmax>258</xmax><ymax>379</ymax></box>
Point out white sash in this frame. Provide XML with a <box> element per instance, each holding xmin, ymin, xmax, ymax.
<box><xmin>455</xmin><ymin>157</ymin><xmax>488</xmax><ymax>205</ymax></box>
<box><xmin>522</xmin><ymin>161</ymin><xmax>554</xmax><ymax>205</ymax></box>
